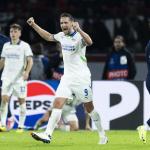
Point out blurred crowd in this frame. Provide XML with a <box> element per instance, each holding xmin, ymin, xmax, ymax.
<box><xmin>30</xmin><ymin>42</ymin><xmax>64</xmax><ymax>81</ymax></box>
<box><xmin>0</xmin><ymin>0</ymin><xmax>150</xmax><ymax>80</ymax></box>
<box><xmin>0</xmin><ymin>0</ymin><xmax>150</xmax><ymax>53</ymax></box>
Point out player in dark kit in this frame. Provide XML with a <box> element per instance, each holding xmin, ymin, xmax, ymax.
<box><xmin>0</xmin><ymin>33</ymin><xmax>9</xmax><ymax>54</ymax></box>
<box><xmin>137</xmin><ymin>41</ymin><xmax>150</xmax><ymax>144</ymax></box>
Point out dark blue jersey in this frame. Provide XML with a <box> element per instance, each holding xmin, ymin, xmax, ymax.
<box><xmin>145</xmin><ymin>41</ymin><xmax>150</xmax><ymax>93</ymax></box>
<box><xmin>145</xmin><ymin>41</ymin><xmax>150</xmax><ymax>74</ymax></box>
<box><xmin>0</xmin><ymin>34</ymin><xmax>9</xmax><ymax>85</ymax></box>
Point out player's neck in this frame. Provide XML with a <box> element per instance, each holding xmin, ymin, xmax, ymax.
<box><xmin>11</xmin><ymin>39</ymin><xmax>20</xmax><ymax>45</ymax></box>
<box><xmin>68</xmin><ymin>29</ymin><xmax>76</xmax><ymax>36</ymax></box>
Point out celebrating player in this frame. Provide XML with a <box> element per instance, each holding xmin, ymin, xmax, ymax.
<box><xmin>0</xmin><ymin>24</ymin><xmax>33</xmax><ymax>132</ymax></box>
<box><xmin>27</xmin><ymin>13</ymin><xmax>107</xmax><ymax>144</ymax></box>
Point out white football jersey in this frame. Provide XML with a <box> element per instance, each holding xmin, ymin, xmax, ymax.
<box><xmin>1</xmin><ymin>40</ymin><xmax>33</xmax><ymax>82</ymax></box>
<box><xmin>54</xmin><ymin>31</ymin><xmax>91</xmax><ymax>83</ymax></box>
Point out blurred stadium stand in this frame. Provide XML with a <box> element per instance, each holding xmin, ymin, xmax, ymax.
<box><xmin>0</xmin><ymin>0</ymin><xmax>149</xmax><ymax>81</ymax></box>
<box><xmin>0</xmin><ymin>0</ymin><xmax>150</xmax><ymax>54</ymax></box>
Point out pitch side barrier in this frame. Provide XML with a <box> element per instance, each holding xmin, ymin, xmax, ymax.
<box><xmin>9</xmin><ymin>80</ymin><xmax>148</xmax><ymax>130</ymax></box>
<box><xmin>92</xmin><ymin>80</ymin><xmax>149</xmax><ymax>130</ymax></box>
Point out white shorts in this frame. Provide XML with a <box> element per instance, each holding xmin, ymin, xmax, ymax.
<box><xmin>1</xmin><ymin>79</ymin><xmax>27</xmax><ymax>98</ymax></box>
<box><xmin>56</xmin><ymin>77</ymin><xmax>92</xmax><ymax>104</ymax></box>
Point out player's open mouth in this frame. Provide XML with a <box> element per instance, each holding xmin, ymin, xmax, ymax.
<box><xmin>62</xmin><ymin>28</ymin><xmax>68</xmax><ymax>32</ymax></box>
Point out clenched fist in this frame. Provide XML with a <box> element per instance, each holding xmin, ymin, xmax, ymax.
<box><xmin>73</xmin><ymin>22</ymin><xmax>81</xmax><ymax>32</ymax></box>
<box><xmin>27</xmin><ymin>17</ymin><xmax>35</xmax><ymax>26</ymax></box>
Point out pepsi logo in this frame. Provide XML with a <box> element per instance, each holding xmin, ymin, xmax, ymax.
<box><xmin>9</xmin><ymin>80</ymin><xmax>56</xmax><ymax>127</ymax></box>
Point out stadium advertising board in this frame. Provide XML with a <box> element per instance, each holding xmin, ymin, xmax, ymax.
<box><xmin>9</xmin><ymin>80</ymin><xmax>150</xmax><ymax>130</ymax></box>
<box><xmin>9</xmin><ymin>80</ymin><xmax>59</xmax><ymax>129</ymax></box>
<box><xmin>92</xmin><ymin>81</ymin><xmax>148</xmax><ymax>130</ymax></box>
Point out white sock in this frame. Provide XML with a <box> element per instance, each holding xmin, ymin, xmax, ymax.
<box><xmin>0</xmin><ymin>102</ymin><xmax>8</xmax><ymax>127</ymax></box>
<box><xmin>89</xmin><ymin>110</ymin><xmax>105</xmax><ymax>137</ymax></box>
<box><xmin>18</xmin><ymin>103</ymin><xmax>26</xmax><ymax>128</ymax></box>
<box><xmin>45</xmin><ymin>108</ymin><xmax>62</xmax><ymax>136</ymax></box>
<box><xmin>144</xmin><ymin>123</ymin><xmax>149</xmax><ymax>131</ymax></box>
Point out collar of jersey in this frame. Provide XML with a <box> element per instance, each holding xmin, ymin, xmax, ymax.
<box><xmin>10</xmin><ymin>40</ymin><xmax>21</xmax><ymax>45</ymax></box>
<box><xmin>66</xmin><ymin>31</ymin><xmax>77</xmax><ymax>37</ymax></box>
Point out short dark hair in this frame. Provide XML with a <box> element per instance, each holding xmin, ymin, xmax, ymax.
<box><xmin>10</xmin><ymin>23</ymin><xmax>22</xmax><ymax>31</ymax></box>
<box><xmin>60</xmin><ymin>13</ymin><xmax>74</xmax><ymax>21</ymax></box>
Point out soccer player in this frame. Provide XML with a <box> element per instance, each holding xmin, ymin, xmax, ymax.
<box><xmin>0</xmin><ymin>24</ymin><xmax>33</xmax><ymax>132</ymax></box>
<box><xmin>27</xmin><ymin>13</ymin><xmax>107</xmax><ymax>144</ymax></box>
<box><xmin>137</xmin><ymin>41</ymin><xmax>150</xmax><ymax>143</ymax></box>
<box><xmin>34</xmin><ymin>102</ymin><xmax>79</xmax><ymax>131</ymax></box>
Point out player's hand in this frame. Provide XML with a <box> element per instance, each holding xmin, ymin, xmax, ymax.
<box><xmin>27</xmin><ymin>17</ymin><xmax>35</xmax><ymax>26</ymax></box>
<box><xmin>73</xmin><ymin>22</ymin><xmax>81</xmax><ymax>32</ymax></box>
<box><xmin>23</xmin><ymin>71</ymin><xmax>29</xmax><ymax>80</ymax></box>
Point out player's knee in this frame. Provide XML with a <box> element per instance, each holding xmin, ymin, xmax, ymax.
<box><xmin>18</xmin><ymin>98</ymin><xmax>25</xmax><ymax>105</ymax></box>
<box><xmin>0</xmin><ymin>99</ymin><xmax>8</xmax><ymax>112</ymax></box>
<box><xmin>1</xmin><ymin>95</ymin><xmax>10</xmax><ymax>103</ymax></box>
<box><xmin>53</xmin><ymin>98</ymin><xmax>67</xmax><ymax>109</ymax></box>
<box><xmin>84</xmin><ymin>101</ymin><xmax>94</xmax><ymax>113</ymax></box>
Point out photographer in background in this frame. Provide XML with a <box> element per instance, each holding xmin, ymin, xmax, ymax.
<box><xmin>102</xmin><ymin>35</ymin><xmax>136</xmax><ymax>80</ymax></box>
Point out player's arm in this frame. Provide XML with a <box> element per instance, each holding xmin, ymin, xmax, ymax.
<box><xmin>0</xmin><ymin>58</ymin><xmax>5</xmax><ymax>70</ymax></box>
<box><xmin>23</xmin><ymin>56</ymin><xmax>33</xmax><ymax>80</ymax></box>
<box><xmin>73</xmin><ymin>22</ymin><xmax>93</xmax><ymax>46</ymax></box>
<box><xmin>27</xmin><ymin>17</ymin><xmax>55</xmax><ymax>42</ymax></box>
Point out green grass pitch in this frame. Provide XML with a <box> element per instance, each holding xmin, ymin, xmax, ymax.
<box><xmin>0</xmin><ymin>130</ymin><xmax>150</xmax><ymax>150</ymax></box>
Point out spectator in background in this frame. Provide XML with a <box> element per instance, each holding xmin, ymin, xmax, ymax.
<box><xmin>102</xmin><ymin>35</ymin><xmax>136</xmax><ymax>80</ymax></box>
<box><xmin>43</xmin><ymin>42</ymin><xmax>64</xmax><ymax>80</ymax></box>
<box><xmin>52</xmin><ymin>42</ymin><xmax>64</xmax><ymax>79</ymax></box>
<box><xmin>47</xmin><ymin>50</ymin><xmax>63</xmax><ymax>80</ymax></box>
<box><xmin>83</xmin><ymin>16</ymin><xmax>112</xmax><ymax>53</ymax></box>
<box><xmin>30</xmin><ymin>43</ymin><xmax>50</xmax><ymax>80</ymax></box>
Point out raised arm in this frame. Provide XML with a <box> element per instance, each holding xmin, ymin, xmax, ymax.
<box><xmin>73</xmin><ymin>22</ymin><xmax>93</xmax><ymax>46</ymax></box>
<box><xmin>27</xmin><ymin>17</ymin><xmax>55</xmax><ymax>42</ymax></box>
